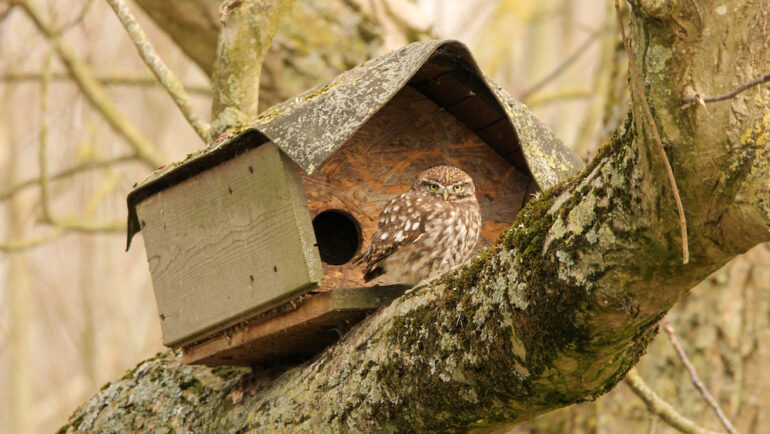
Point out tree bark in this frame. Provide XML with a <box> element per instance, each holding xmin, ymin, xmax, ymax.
<box><xmin>60</xmin><ymin>0</ymin><xmax>770</xmax><ymax>431</ymax></box>
<box><xmin>209</xmin><ymin>0</ymin><xmax>296</xmax><ymax>138</ymax></box>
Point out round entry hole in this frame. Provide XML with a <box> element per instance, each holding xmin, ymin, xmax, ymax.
<box><xmin>312</xmin><ymin>210</ymin><xmax>361</xmax><ymax>265</ymax></box>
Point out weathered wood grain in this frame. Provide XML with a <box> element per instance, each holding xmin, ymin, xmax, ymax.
<box><xmin>137</xmin><ymin>143</ymin><xmax>323</xmax><ymax>347</ymax></box>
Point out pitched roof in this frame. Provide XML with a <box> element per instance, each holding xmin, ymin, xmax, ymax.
<box><xmin>126</xmin><ymin>39</ymin><xmax>584</xmax><ymax>249</ymax></box>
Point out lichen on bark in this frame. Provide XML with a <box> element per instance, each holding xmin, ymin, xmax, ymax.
<box><xmin>61</xmin><ymin>0</ymin><xmax>770</xmax><ymax>432</ymax></box>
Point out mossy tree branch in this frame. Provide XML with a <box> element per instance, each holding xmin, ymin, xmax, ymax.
<box><xmin>209</xmin><ymin>0</ymin><xmax>296</xmax><ymax>139</ymax></box>
<box><xmin>61</xmin><ymin>0</ymin><xmax>770</xmax><ymax>431</ymax></box>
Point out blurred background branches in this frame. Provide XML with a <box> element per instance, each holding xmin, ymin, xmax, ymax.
<box><xmin>0</xmin><ymin>0</ymin><xmax>767</xmax><ymax>433</ymax></box>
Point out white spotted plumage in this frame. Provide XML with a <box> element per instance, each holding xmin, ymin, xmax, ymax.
<box><xmin>357</xmin><ymin>165</ymin><xmax>482</xmax><ymax>286</ymax></box>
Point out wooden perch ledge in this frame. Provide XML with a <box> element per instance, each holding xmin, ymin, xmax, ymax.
<box><xmin>60</xmin><ymin>1</ymin><xmax>770</xmax><ymax>431</ymax></box>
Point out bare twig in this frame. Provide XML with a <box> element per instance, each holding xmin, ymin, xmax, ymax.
<box><xmin>0</xmin><ymin>154</ymin><xmax>136</xmax><ymax>201</ymax></box>
<box><xmin>48</xmin><ymin>218</ymin><xmax>125</xmax><ymax>233</ymax></box>
<box><xmin>15</xmin><ymin>0</ymin><xmax>165</xmax><ymax>168</ymax></box>
<box><xmin>35</xmin><ymin>48</ymin><xmax>127</xmax><ymax>235</ymax></box>
<box><xmin>625</xmin><ymin>369</ymin><xmax>723</xmax><ymax>434</ymax></box>
<box><xmin>519</xmin><ymin>32</ymin><xmax>600</xmax><ymax>101</ymax></box>
<box><xmin>105</xmin><ymin>0</ymin><xmax>210</xmax><ymax>141</ymax></box>
<box><xmin>0</xmin><ymin>229</ymin><xmax>65</xmax><ymax>252</ymax></box>
<box><xmin>614</xmin><ymin>0</ymin><xmax>689</xmax><ymax>264</ymax></box>
<box><xmin>1</xmin><ymin>71</ymin><xmax>212</xmax><ymax>95</ymax></box>
<box><xmin>523</xmin><ymin>87</ymin><xmax>593</xmax><ymax>108</ymax></box>
<box><xmin>55</xmin><ymin>0</ymin><xmax>94</xmax><ymax>33</ymax></box>
<box><xmin>39</xmin><ymin>51</ymin><xmax>53</xmax><ymax>221</ymax></box>
<box><xmin>573</xmin><ymin>1</ymin><xmax>617</xmax><ymax>156</ymax></box>
<box><xmin>662</xmin><ymin>319</ymin><xmax>738</xmax><ymax>434</ymax></box>
<box><xmin>683</xmin><ymin>73</ymin><xmax>770</xmax><ymax>108</ymax></box>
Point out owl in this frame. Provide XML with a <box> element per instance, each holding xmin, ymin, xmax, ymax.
<box><xmin>357</xmin><ymin>165</ymin><xmax>482</xmax><ymax>286</ymax></box>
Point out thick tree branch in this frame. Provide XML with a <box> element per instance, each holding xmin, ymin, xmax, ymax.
<box><xmin>209</xmin><ymin>0</ymin><xmax>296</xmax><ymax>138</ymax></box>
<box><xmin>61</xmin><ymin>0</ymin><xmax>770</xmax><ymax>431</ymax></box>
<box><xmin>616</xmin><ymin>0</ymin><xmax>689</xmax><ymax>264</ymax></box>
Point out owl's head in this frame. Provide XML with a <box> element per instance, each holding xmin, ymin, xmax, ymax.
<box><xmin>414</xmin><ymin>165</ymin><xmax>477</xmax><ymax>203</ymax></box>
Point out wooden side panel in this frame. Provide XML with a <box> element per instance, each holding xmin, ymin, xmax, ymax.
<box><xmin>300</xmin><ymin>85</ymin><xmax>531</xmax><ymax>291</ymax></box>
<box><xmin>137</xmin><ymin>142</ymin><xmax>323</xmax><ymax>347</ymax></box>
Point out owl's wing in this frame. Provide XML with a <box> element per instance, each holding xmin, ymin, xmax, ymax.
<box><xmin>358</xmin><ymin>196</ymin><xmax>429</xmax><ymax>282</ymax></box>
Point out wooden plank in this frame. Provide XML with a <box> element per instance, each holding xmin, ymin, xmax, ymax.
<box><xmin>137</xmin><ymin>142</ymin><xmax>323</xmax><ymax>347</ymax></box>
<box><xmin>182</xmin><ymin>286</ymin><xmax>405</xmax><ymax>366</ymax></box>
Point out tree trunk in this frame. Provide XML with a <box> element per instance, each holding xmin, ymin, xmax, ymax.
<box><xmin>60</xmin><ymin>0</ymin><xmax>770</xmax><ymax>431</ymax></box>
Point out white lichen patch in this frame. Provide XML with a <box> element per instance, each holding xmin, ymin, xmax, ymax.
<box><xmin>556</xmin><ymin>250</ymin><xmax>573</xmax><ymax>266</ymax></box>
<box><xmin>567</xmin><ymin>193</ymin><xmax>598</xmax><ymax>234</ymax></box>
<box><xmin>585</xmin><ymin>228</ymin><xmax>599</xmax><ymax>244</ymax></box>
<box><xmin>556</xmin><ymin>250</ymin><xmax>587</xmax><ymax>286</ymax></box>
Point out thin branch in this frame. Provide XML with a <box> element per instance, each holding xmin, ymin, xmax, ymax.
<box><xmin>662</xmin><ymin>319</ymin><xmax>738</xmax><ymax>434</ymax></box>
<box><xmin>55</xmin><ymin>0</ymin><xmax>94</xmax><ymax>33</ymax></box>
<box><xmin>625</xmin><ymin>369</ymin><xmax>723</xmax><ymax>434</ymax></box>
<box><xmin>683</xmin><ymin>73</ymin><xmax>770</xmax><ymax>108</ymax></box>
<box><xmin>105</xmin><ymin>0</ymin><xmax>210</xmax><ymax>142</ymax></box>
<box><xmin>34</xmin><ymin>48</ymin><xmax>127</xmax><ymax>235</ymax></box>
<box><xmin>0</xmin><ymin>154</ymin><xmax>136</xmax><ymax>201</ymax></box>
<box><xmin>615</xmin><ymin>0</ymin><xmax>689</xmax><ymax>264</ymax></box>
<box><xmin>1</xmin><ymin>71</ymin><xmax>212</xmax><ymax>96</ymax></box>
<box><xmin>39</xmin><ymin>51</ymin><xmax>53</xmax><ymax>221</ymax></box>
<box><xmin>0</xmin><ymin>217</ymin><xmax>123</xmax><ymax>253</ymax></box>
<box><xmin>519</xmin><ymin>32</ymin><xmax>600</xmax><ymax>101</ymax></box>
<box><xmin>523</xmin><ymin>87</ymin><xmax>593</xmax><ymax>108</ymax></box>
<box><xmin>15</xmin><ymin>0</ymin><xmax>165</xmax><ymax>168</ymax></box>
<box><xmin>48</xmin><ymin>218</ymin><xmax>125</xmax><ymax>233</ymax></box>
<box><xmin>0</xmin><ymin>229</ymin><xmax>65</xmax><ymax>252</ymax></box>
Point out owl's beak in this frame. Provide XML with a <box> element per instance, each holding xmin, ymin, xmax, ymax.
<box><xmin>442</xmin><ymin>190</ymin><xmax>448</xmax><ymax>201</ymax></box>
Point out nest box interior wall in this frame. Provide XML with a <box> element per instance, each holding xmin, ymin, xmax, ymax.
<box><xmin>301</xmin><ymin>85</ymin><xmax>535</xmax><ymax>291</ymax></box>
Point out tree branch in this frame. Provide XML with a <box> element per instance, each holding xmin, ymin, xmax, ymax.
<box><xmin>209</xmin><ymin>0</ymin><xmax>296</xmax><ymax>138</ymax></box>
<box><xmin>0</xmin><ymin>229</ymin><xmax>64</xmax><ymax>253</ymax></box>
<box><xmin>683</xmin><ymin>72</ymin><xmax>770</xmax><ymax>108</ymax></box>
<box><xmin>105</xmin><ymin>0</ymin><xmax>210</xmax><ymax>142</ymax></box>
<box><xmin>60</xmin><ymin>0</ymin><xmax>770</xmax><ymax>431</ymax></box>
<box><xmin>624</xmin><ymin>369</ymin><xmax>722</xmax><ymax>434</ymax></box>
<box><xmin>0</xmin><ymin>71</ymin><xmax>211</xmax><ymax>95</ymax></box>
<box><xmin>662</xmin><ymin>319</ymin><xmax>738</xmax><ymax>434</ymax></box>
<box><xmin>615</xmin><ymin>0</ymin><xmax>688</xmax><ymax>264</ymax></box>
<box><xmin>519</xmin><ymin>31</ymin><xmax>600</xmax><ymax>101</ymax></box>
<box><xmin>15</xmin><ymin>0</ymin><xmax>165</xmax><ymax>168</ymax></box>
<box><xmin>0</xmin><ymin>155</ymin><xmax>137</xmax><ymax>202</ymax></box>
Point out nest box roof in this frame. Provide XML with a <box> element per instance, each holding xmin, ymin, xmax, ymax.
<box><xmin>126</xmin><ymin>39</ymin><xmax>584</xmax><ymax>249</ymax></box>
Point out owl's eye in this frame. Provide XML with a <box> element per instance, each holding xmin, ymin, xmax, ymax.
<box><xmin>429</xmin><ymin>183</ymin><xmax>439</xmax><ymax>191</ymax></box>
<box><xmin>453</xmin><ymin>185</ymin><xmax>463</xmax><ymax>192</ymax></box>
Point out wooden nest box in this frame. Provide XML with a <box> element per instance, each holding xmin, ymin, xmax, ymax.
<box><xmin>126</xmin><ymin>40</ymin><xmax>583</xmax><ymax>367</ymax></box>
